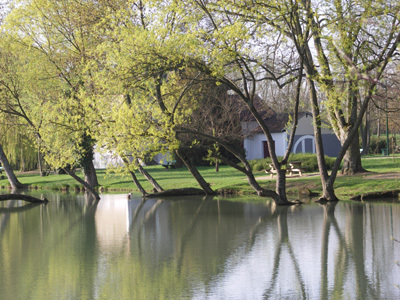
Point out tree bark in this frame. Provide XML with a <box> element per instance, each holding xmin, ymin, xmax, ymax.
<box><xmin>120</xmin><ymin>156</ymin><xmax>148</xmax><ymax>195</ymax></box>
<box><xmin>305</xmin><ymin>77</ymin><xmax>337</xmax><ymax>201</ymax></box>
<box><xmin>128</xmin><ymin>170</ymin><xmax>147</xmax><ymax>196</ymax></box>
<box><xmin>175</xmin><ymin>149</ymin><xmax>216</xmax><ymax>195</ymax></box>
<box><xmin>80</xmin><ymin>135</ymin><xmax>99</xmax><ymax>188</ymax></box>
<box><xmin>136</xmin><ymin>159</ymin><xmax>164</xmax><ymax>192</ymax></box>
<box><xmin>341</xmin><ymin>132</ymin><xmax>366</xmax><ymax>175</ymax></box>
<box><xmin>83</xmin><ymin>159</ymin><xmax>99</xmax><ymax>188</ymax></box>
<box><xmin>63</xmin><ymin>168</ymin><xmax>100</xmax><ymax>200</ymax></box>
<box><xmin>0</xmin><ymin>144</ymin><xmax>25</xmax><ymax>190</ymax></box>
<box><xmin>0</xmin><ymin>194</ymin><xmax>48</xmax><ymax>203</ymax></box>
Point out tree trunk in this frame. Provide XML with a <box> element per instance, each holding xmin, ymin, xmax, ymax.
<box><xmin>276</xmin><ymin>169</ymin><xmax>289</xmax><ymax>203</ymax></box>
<box><xmin>38</xmin><ymin>146</ymin><xmax>44</xmax><ymax>177</ymax></box>
<box><xmin>136</xmin><ymin>159</ymin><xmax>164</xmax><ymax>192</ymax></box>
<box><xmin>0</xmin><ymin>144</ymin><xmax>24</xmax><ymax>190</ymax></box>
<box><xmin>219</xmin><ymin>156</ymin><xmax>291</xmax><ymax>205</ymax></box>
<box><xmin>175</xmin><ymin>149</ymin><xmax>216</xmax><ymax>195</ymax></box>
<box><xmin>341</xmin><ymin>131</ymin><xmax>366</xmax><ymax>175</ymax></box>
<box><xmin>80</xmin><ymin>135</ymin><xmax>99</xmax><ymax>188</ymax></box>
<box><xmin>360</xmin><ymin>116</ymin><xmax>370</xmax><ymax>156</ymax></box>
<box><xmin>321</xmin><ymin>182</ymin><xmax>339</xmax><ymax>202</ymax></box>
<box><xmin>176</xmin><ymin>128</ymin><xmax>292</xmax><ymax>205</ymax></box>
<box><xmin>83</xmin><ymin>159</ymin><xmax>99</xmax><ymax>188</ymax></box>
<box><xmin>305</xmin><ymin>78</ymin><xmax>338</xmax><ymax>202</ymax></box>
<box><xmin>120</xmin><ymin>156</ymin><xmax>148</xmax><ymax>195</ymax></box>
<box><xmin>377</xmin><ymin>118</ymin><xmax>380</xmax><ymax>137</ymax></box>
<box><xmin>128</xmin><ymin>170</ymin><xmax>147</xmax><ymax>196</ymax></box>
<box><xmin>20</xmin><ymin>147</ymin><xmax>25</xmax><ymax>172</ymax></box>
<box><xmin>63</xmin><ymin>168</ymin><xmax>100</xmax><ymax>200</ymax></box>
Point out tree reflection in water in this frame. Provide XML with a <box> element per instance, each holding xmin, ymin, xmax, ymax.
<box><xmin>1</xmin><ymin>193</ymin><xmax>400</xmax><ymax>299</ymax></box>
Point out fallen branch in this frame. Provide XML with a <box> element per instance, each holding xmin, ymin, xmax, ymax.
<box><xmin>0</xmin><ymin>194</ymin><xmax>48</xmax><ymax>204</ymax></box>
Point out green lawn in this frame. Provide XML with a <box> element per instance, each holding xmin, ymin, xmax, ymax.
<box><xmin>1</xmin><ymin>157</ymin><xmax>399</xmax><ymax>200</ymax></box>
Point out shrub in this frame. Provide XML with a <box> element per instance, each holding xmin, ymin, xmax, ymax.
<box><xmin>288</xmin><ymin>153</ymin><xmax>335</xmax><ymax>172</ymax></box>
<box><xmin>369</xmin><ymin>136</ymin><xmax>387</xmax><ymax>154</ymax></box>
<box><xmin>244</xmin><ymin>153</ymin><xmax>335</xmax><ymax>173</ymax></box>
<box><xmin>253</xmin><ymin>162</ymin><xmax>267</xmax><ymax>172</ymax></box>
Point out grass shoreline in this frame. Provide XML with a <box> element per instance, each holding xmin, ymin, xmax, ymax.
<box><xmin>1</xmin><ymin>157</ymin><xmax>400</xmax><ymax>201</ymax></box>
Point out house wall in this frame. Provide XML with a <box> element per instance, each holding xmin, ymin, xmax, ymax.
<box><xmin>244</xmin><ymin>132</ymin><xmax>287</xmax><ymax>160</ymax></box>
<box><xmin>292</xmin><ymin>134</ymin><xmax>341</xmax><ymax>157</ymax></box>
<box><xmin>243</xmin><ymin>114</ymin><xmax>341</xmax><ymax>160</ymax></box>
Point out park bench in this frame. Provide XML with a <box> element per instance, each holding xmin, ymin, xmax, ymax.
<box><xmin>265</xmin><ymin>161</ymin><xmax>304</xmax><ymax>178</ymax></box>
<box><xmin>265</xmin><ymin>164</ymin><xmax>278</xmax><ymax>178</ymax></box>
<box><xmin>288</xmin><ymin>161</ymin><xmax>303</xmax><ymax>177</ymax></box>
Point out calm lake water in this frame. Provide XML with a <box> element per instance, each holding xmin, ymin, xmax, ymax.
<box><xmin>1</xmin><ymin>191</ymin><xmax>400</xmax><ymax>300</ymax></box>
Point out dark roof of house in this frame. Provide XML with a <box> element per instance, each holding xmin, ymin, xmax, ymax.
<box><xmin>226</xmin><ymin>93</ymin><xmax>313</xmax><ymax>135</ymax></box>
<box><xmin>249</xmin><ymin>111</ymin><xmax>312</xmax><ymax>134</ymax></box>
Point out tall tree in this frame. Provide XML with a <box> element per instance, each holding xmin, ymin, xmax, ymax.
<box><xmin>3</xmin><ymin>0</ymin><xmax>112</xmax><ymax>194</ymax></box>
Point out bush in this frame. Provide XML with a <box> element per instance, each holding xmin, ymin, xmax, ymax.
<box><xmin>253</xmin><ymin>162</ymin><xmax>267</xmax><ymax>171</ymax></box>
<box><xmin>369</xmin><ymin>136</ymin><xmax>387</xmax><ymax>154</ymax></box>
<box><xmin>245</xmin><ymin>153</ymin><xmax>335</xmax><ymax>173</ymax></box>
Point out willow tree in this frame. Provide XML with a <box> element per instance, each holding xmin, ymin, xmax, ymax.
<box><xmin>3</xmin><ymin>0</ymin><xmax>113</xmax><ymax>196</ymax></box>
<box><xmin>81</xmin><ymin>0</ymin><xmax>218</xmax><ymax>195</ymax></box>
<box><xmin>84</xmin><ymin>0</ymin><xmax>306</xmax><ymax>203</ymax></box>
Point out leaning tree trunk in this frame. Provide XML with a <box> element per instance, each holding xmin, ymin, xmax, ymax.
<box><xmin>63</xmin><ymin>168</ymin><xmax>100</xmax><ymax>200</ymax></box>
<box><xmin>175</xmin><ymin>149</ymin><xmax>215</xmax><ymax>195</ymax></box>
<box><xmin>219</xmin><ymin>156</ymin><xmax>291</xmax><ymax>205</ymax></box>
<box><xmin>341</xmin><ymin>131</ymin><xmax>366</xmax><ymax>175</ymax></box>
<box><xmin>120</xmin><ymin>157</ymin><xmax>147</xmax><ymax>195</ymax></box>
<box><xmin>0</xmin><ymin>144</ymin><xmax>24</xmax><ymax>190</ymax></box>
<box><xmin>136</xmin><ymin>159</ymin><xmax>164</xmax><ymax>193</ymax></box>
<box><xmin>128</xmin><ymin>170</ymin><xmax>147</xmax><ymax>196</ymax></box>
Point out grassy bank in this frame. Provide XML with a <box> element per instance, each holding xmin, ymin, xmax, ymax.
<box><xmin>1</xmin><ymin>157</ymin><xmax>399</xmax><ymax>200</ymax></box>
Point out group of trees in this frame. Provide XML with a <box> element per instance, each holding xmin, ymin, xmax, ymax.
<box><xmin>0</xmin><ymin>0</ymin><xmax>399</xmax><ymax>204</ymax></box>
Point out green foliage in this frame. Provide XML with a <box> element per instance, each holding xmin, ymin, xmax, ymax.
<box><xmin>244</xmin><ymin>154</ymin><xmax>335</xmax><ymax>173</ymax></box>
<box><xmin>253</xmin><ymin>161</ymin><xmax>267</xmax><ymax>172</ymax></box>
<box><xmin>368</xmin><ymin>136</ymin><xmax>392</xmax><ymax>154</ymax></box>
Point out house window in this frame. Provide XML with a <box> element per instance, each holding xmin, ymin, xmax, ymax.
<box><xmin>263</xmin><ymin>140</ymin><xmax>275</xmax><ymax>158</ymax></box>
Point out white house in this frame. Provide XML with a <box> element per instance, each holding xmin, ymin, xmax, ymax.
<box><xmin>242</xmin><ymin>112</ymin><xmax>341</xmax><ymax>160</ymax></box>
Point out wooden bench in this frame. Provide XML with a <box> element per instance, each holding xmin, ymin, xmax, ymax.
<box><xmin>265</xmin><ymin>161</ymin><xmax>304</xmax><ymax>177</ymax></box>
<box><xmin>288</xmin><ymin>161</ymin><xmax>303</xmax><ymax>177</ymax></box>
<box><xmin>265</xmin><ymin>164</ymin><xmax>278</xmax><ymax>178</ymax></box>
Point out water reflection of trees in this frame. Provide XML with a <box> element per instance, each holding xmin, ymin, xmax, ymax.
<box><xmin>0</xmin><ymin>192</ymin><xmax>100</xmax><ymax>300</ymax></box>
<box><xmin>262</xmin><ymin>206</ymin><xmax>306</xmax><ymax>299</ymax></box>
<box><xmin>259</xmin><ymin>202</ymin><xmax>389</xmax><ymax>299</ymax></box>
<box><xmin>320</xmin><ymin>203</ymin><xmax>381</xmax><ymax>299</ymax></box>
<box><xmin>2</xmin><ymin>193</ymin><xmax>399</xmax><ymax>299</ymax></box>
<box><xmin>223</xmin><ymin>201</ymin><xmax>394</xmax><ymax>299</ymax></box>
